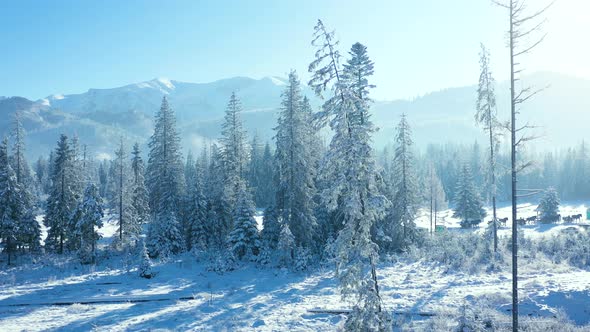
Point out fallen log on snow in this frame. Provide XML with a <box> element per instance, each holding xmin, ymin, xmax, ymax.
<box><xmin>0</xmin><ymin>294</ymin><xmax>199</xmax><ymax>307</ymax></box>
<box><xmin>307</xmin><ymin>308</ymin><xmax>437</xmax><ymax>317</ymax></box>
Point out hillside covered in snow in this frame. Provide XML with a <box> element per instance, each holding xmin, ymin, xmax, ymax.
<box><xmin>2</xmin><ymin>72</ymin><xmax>589</xmax><ymax>160</ymax></box>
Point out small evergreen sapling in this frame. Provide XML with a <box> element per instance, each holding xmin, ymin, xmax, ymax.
<box><xmin>228</xmin><ymin>185</ymin><xmax>260</xmax><ymax>261</ymax></box>
<box><xmin>538</xmin><ymin>187</ymin><xmax>560</xmax><ymax>223</ymax></box>
<box><xmin>138</xmin><ymin>238</ymin><xmax>154</xmax><ymax>279</ymax></box>
<box><xmin>147</xmin><ymin>211</ymin><xmax>183</xmax><ymax>258</ymax></box>
<box><xmin>277</xmin><ymin>222</ymin><xmax>295</xmax><ymax>266</ymax></box>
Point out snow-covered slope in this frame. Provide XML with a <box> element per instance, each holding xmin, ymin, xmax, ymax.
<box><xmin>1</xmin><ymin>203</ymin><xmax>589</xmax><ymax>331</ymax></box>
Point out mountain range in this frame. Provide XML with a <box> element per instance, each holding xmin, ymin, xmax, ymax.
<box><xmin>1</xmin><ymin>72</ymin><xmax>588</xmax><ymax>160</ymax></box>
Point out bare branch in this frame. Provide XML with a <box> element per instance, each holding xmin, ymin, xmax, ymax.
<box><xmin>515</xmin><ymin>134</ymin><xmax>541</xmax><ymax>147</ymax></box>
<box><xmin>516</xmin><ymin>191</ymin><xmax>543</xmax><ymax>198</ymax></box>
<box><xmin>515</xmin><ymin>161</ymin><xmax>535</xmax><ymax>174</ymax></box>
<box><xmin>515</xmin><ymin>85</ymin><xmax>547</xmax><ymax>104</ymax></box>
<box><xmin>514</xmin><ymin>1</ymin><xmax>556</xmax><ymax>25</ymax></box>
<box><xmin>514</xmin><ymin>33</ymin><xmax>547</xmax><ymax>57</ymax></box>
<box><xmin>492</xmin><ymin>0</ymin><xmax>510</xmax><ymax>9</ymax></box>
<box><xmin>515</xmin><ymin>19</ymin><xmax>547</xmax><ymax>39</ymax></box>
<box><xmin>515</xmin><ymin>122</ymin><xmax>540</xmax><ymax>133</ymax></box>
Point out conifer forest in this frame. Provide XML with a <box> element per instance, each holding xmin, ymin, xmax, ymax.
<box><xmin>1</xmin><ymin>1</ymin><xmax>589</xmax><ymax>331</ymax></box>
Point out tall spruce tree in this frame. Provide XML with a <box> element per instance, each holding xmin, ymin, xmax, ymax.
<box><xmin>309</xmin><ymin>22</ymin><xmax>390</xmax><ymax>331</ymax></box>
<box><xmin>10</xmin><ymin>112</ymin><xmax>41</xmax><ymax>252</ymax></box>
<box><xmin>185</xmin><ymin>156</ymin><xmax>208</xmax><ymax>251</ymax></box>
<box><xmin>274</xmin><ymin>70</ymin><xmax>317</xmax><ymax>248</ymax></box>
<box><xmin>131</xmin><ymin>143</ymin><xmax>150</xmax><ymax>226</ymax></box>
<box><xmin>72</xmin><ymin>183</ymin><xmax>104</xmax><ymax>264</ymax></box>
<box><xmin>112</xmin><ymin>138</ymin><xmax>138</xmax><ymax>248</ymax></box>
<box><xmin>476</xmin><ymin>43</ymin><xmax>501</xmax><ymax>251</ymax></box>
<box><xmin>0</xmin><ymin>138</ymin><xmax>23</xmax><ymax>264</ymax></box>
<box><xmin>146</xmin><ymin>97</ymin><xmax>185</xmax><ymax>257</ymax></box>
<box><xmin>387</xmin><ymin>114</ymin><xmax>419</xmax><ymax>250</ymax></box>
<box><xmin>45</xmin><ymin>135</ymin><xmax>80</xmax><ymax>253</ymax></box>
<box><xmin>10</xmin><ymin>112</ymin><xmax>33</xmax><ymax>187</ymax></box>
<box><xmin>220</xmin><ymin>93</ymin><xmax>250</xmax><ymax>240</ymax></box>
<box><xmin>205</xmin><ymin>144</ymin><xmax>228</xmax><ymax>247</ymax></box>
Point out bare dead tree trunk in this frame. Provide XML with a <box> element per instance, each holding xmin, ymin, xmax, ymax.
<box><xmin>509</xmin><ymin>6</ymin><xmax>518</xmax><ymax>328</ymax></box>
<box><xmin>493</xmin><ymin>1</ymin><xmax>554</xmax><ymax>330</ymax></box>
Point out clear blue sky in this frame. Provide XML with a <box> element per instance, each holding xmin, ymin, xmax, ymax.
<box><xmin>1</xmin><ymin>0</ymin><xmax>587</xmax><ymax>101</ymax></box>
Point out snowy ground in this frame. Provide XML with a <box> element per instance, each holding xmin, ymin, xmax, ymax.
<box><xmin>415</xmin><ymin>202</ymin><xmax>590</xmax><ymax>239</ymax></box>
<box><xmin>0</xmin><ymin>204</ymin><xmax>589</xmax><ymax>331</ymax></box>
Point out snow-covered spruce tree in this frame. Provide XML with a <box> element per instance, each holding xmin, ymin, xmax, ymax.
<box><xmin>111</xmin><ymin>138</ymin><xmax>138</xmax><ymax>249</ymax></box>
<box><xmin>260</xmin><ymin>205</ymin><xmax>281</xmax><ymax>249</ymax></box>
<box><xmin>10</xmin><ymin>112</ymin><xmax>33</xmax><ymax>189</ymax></box>
<box><xmin>302</xmin><ymin>96</ymin><xmax>324</xmax><ymax>195</ymax></box>
<box><xmin>72</xmin><ymin>183</ymin><xmax>104</xmax><ymax>264</ymax></box>
<box><xmin>69</xmin><ymin>134</ymin><xmax>85</xmax><ymax>202</ymax></box>
<box><xmin>10</xmin><ymin>113</ymin><xmax>41</xmax><ymax>252</ymax></box>
<box><xmin>220</xmin><ymin>92</ymin><xmax>250</xmax><ymax>233</ymax></box>
<box><xmin>185</xmin><ymin>157</ymin><xmax>208</xmax><ymax>252</ymax></box>
<box><xmin>476</xmin><ymin>43</ymin><xmax>501</xmax><ymax>251</ymax></box>
<box><xmin>146</xmin><ymin>96</ymin><xmax>185</xmax><ymax>215</ymax></box>
<box><xmin>257</xmin><ymin>142</ymin><xmax>276</xmax><ymax>207</ymax></box>
<box><xmin>146</xmin><ymin>97</ymin><xmax>185</xmax><ymax>257</ymax></box>
<box><xmin>538</xmin><ymin>187</ymin><xmax>560</xmax><ymax>223</ymax></box>
<box><xmin>138</xmin><ymin>238</ymin><xmax>154</xmax><ymax>278</ymax></box>
<box><xmin>131</xmin><ymin>143</ymin><xmax>150</xmax><ymax>226</ymax></box>
<box><xmin>45</xmin><ymin>135</ymin><xmax>81</xmax><ymax>254</ymax></box>
<box><xmin>246</xmin><ymin>137</ymin><xmax>276</xmax><ymax>209</ymax></box>
<box><xmin>205</xmin><ymin>143</ymin><xmax>229</xmax><ymax>247</ymax></box>
<box><xmin>274</xmin><ymin>70</ymin><xmax>318</xmax><ymax>248</ymax></box>
<box><xmin>66</xmin><ymin>134</ymin><xmax>85</xmax><ymax>251</ymax></box>
<box><xmin>384</xmin><ymin>114</ymin><xmax>419</xmax><ymax>251</ymax></box>
<box><xmin>228</xmin><ymin>184</ymin><xmax>260</xmax><ymax>261</ymax></box>
<box><xmin>309</xmin><ymin>20</ymin><xmax>390</xmax><ymax>331</ymax></box>
<box><xmin>0</xmin><ymin>138</ymin><xmax>23</xmax><ymax>265</ymax></box>
<box><xmin>147</xmin><ymin>211</ymin><xmax>183</xmax><ymax>259</ymax></box>
<box><xmin>277</xmin><ymin>222</ymin><xmax>295</xmax><ymax>267</ymax></box>
<box><xmin>247</xmin><ymin>133</ymin><xmax>269</xmax><ymax>208</ymax></box>
<box><xmin>453</xmin><ymin>164</ymin><xmax>486</xmax><ymax>228</ymax></box>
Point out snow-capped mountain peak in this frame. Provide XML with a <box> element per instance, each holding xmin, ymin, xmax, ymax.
<box><xmin>155</xmin><ymin>77</ymin><xmax>174</xmax><ymax>89</ymax></box>
<box><xmin>266</xmin><ymin>76</ymin><xmax>287</xmax><ymax>86</ymax></box>
<box><xmin>135</xmin><ymin>78</ymin><xmax>176</xmax><ymax>94</ymax></box>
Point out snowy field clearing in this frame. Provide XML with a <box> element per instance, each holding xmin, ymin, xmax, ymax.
<box><xmin>0</xmin><ymin>203</ymin><xmax>589</xmax><ymax>331</ymax></box>
<box><xmin>416</xmin><ymin>202</ymin><xmax>590</xmax><ymax>239</ymax></box>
